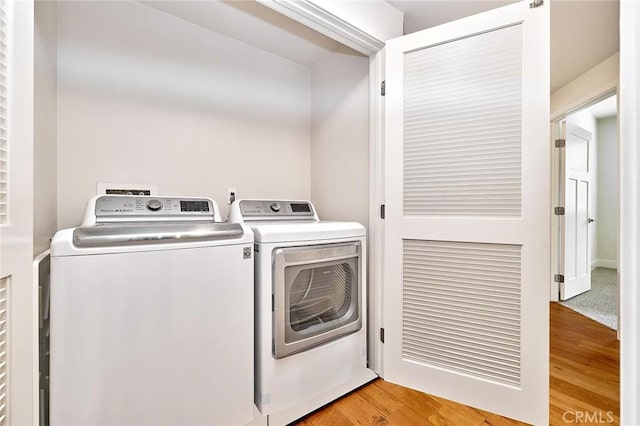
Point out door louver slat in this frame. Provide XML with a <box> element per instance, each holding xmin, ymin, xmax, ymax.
<box><xmin>0</xmin><ymin>278</ymin><xmax>7</xmax><ymax>425</ymax></box>
<box><xmin>403</xmin><ymin>24</ymin><xmax>523</xmax><ymax>217</ymax></box>
<box><xmin>402</xmin><ymin>240</ymin><xmax>522</xmax><ymax>387</ymax></box>
<box><xmin>0</xmin><ymin>0</ymin><xmax>7</xmax><ymax>224</ymax></box>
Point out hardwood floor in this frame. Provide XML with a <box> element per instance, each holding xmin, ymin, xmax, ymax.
<box><xmin>295</xmin><ymin>303</ymin><xmax>619</xmax><ymax>425</ymax></box>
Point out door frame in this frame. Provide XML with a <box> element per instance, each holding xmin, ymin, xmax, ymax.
<box><xmin>549</xmin><ymin>87</ymin><xmax>617</xmax><ymax>304</ymax></box>
<box><xmin>255</xmin><ymin>0</ymin><xmax>384</xmax><ymax>56</ymax></box>
<box><xmin>619</xmin><ymin>2</ymin><xmax>640</xmax><ymax>422</ymax></box>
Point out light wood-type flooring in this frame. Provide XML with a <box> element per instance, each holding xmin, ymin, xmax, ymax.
<box><xmin>296</xmin><ymin>303</ymin><xmax>619</xmax><ymax>425</ymax></box>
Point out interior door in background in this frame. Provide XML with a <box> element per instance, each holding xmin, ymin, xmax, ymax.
<box><xmin>560</xmin><ymin>123</ymin><xmax>593</xmax><ymax>300</ymax></box>
<box><xmin>382</xmin><ymin>1</ymin><xmax>550</xmax><ymax>424</ymax></box>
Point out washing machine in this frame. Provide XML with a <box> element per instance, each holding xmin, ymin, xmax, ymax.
<box><xmin>229</xmin><ymin>199</ymin><xmax>377</xmax><ymax>425</ymax></box>
<box><xmin>50</xmin><ymin>195</ymin><xmax>255</xmax><ymax>425</ymax></box>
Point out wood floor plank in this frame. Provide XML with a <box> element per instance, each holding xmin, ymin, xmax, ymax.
<box><xmin>549</xmin><ymin>354</ymin><xmax>619</xmax><ymax>386</ymax></box>
<box><xmin>295</xmin><ymin>303</ymin><xmax>619</xmax><ymax>425</ymax></box>
<box><xmin>550</xmin><ymin>376</ymin><xmax>619</xmax><ymax>414</ymax></box>
<box><xmin>550</xmin><ymin>362</ymin><xmax>619</xmax><ymax>400</ymax></box>
<box><xmin>295</xmin><ymin>402</ymin><xmax>354</xmax><ymax>426</ymax></box>
<box><xmin>578</xmin><ymin>340</ymin><xmax>619</xmax><ymax>360</ymax></box>
<box><xmin>549</xmin><ymin>390</ymin><xmax>620</xmax><ymax>425</ymax></box>
<box><xmin>332</xmin><ymin>392</ymin><xmax>387</xmax><ymax>425</ymax></box>
<box><xmin>372</xmin><ymin>379</ymin><xmax>443</xmax><ymax>416</ymax></box>
<box><xmin>385</xmin><ymin>405</ymin><xmax>438</xmax><ymax>426</ymax></box>
<box><xmin>357</xmin><ymin>380</ymin><xmax>405</xmax><ymax>416</ymax></box>
<box><xmin>429</xmin><ymin>402</ymin><xmax>486</xmax><ymax>426</ymax></box>
<box><xmin>481</xmin><ymin>411</ymin><xmax>525</xmax><ymax>426</ymax></box>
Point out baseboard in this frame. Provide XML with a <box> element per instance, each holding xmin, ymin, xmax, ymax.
<box><xmin>267</xmin><ymin>369</ymin><xmax>378</xmax><ymax>425</ymax></box>
<box><xmin>592</xmin><ymin>259</ymin><xmax>617</xmax><ymax>270</ymax></box>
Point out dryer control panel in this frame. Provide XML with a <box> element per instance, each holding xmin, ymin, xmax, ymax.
<box><xmin>230</xmin><ymin>200</ymin><xmax>318</xmax><ymax>221</ymax></box>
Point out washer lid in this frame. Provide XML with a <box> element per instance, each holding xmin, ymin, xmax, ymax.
<box><xmin>250</xmin><ymin>221</ymin><xmax>365</xmax><ymax>243</ymax></box>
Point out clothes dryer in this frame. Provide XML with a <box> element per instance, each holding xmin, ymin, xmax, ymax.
<box><xmin>229</xmin><ymin>199</ymin><xmax>377</xmax><ymax>425</ymax></box>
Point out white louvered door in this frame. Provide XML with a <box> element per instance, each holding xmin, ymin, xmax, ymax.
<box><xmin>382</xmin><ymin>2</ymin><xmax>550</xmax><ymax>424</ymax></box>
<box><xmin>0</xmin><ymin>1</ymin><xmax>36</xmax><ymax>424</ymax></box>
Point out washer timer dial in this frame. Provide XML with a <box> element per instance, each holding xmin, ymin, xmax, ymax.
<box><xmin>146</xmin><ymin>199</ymin><xmax>163</xmax><ymax>211</ymax></box>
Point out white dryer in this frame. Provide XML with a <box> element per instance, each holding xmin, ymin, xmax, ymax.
<box><xmin>50</xmin><ymin>195</ymin><xmax>255</xmax><ymax>425</ymax></box>
<box><xmin>229</xmin><ymin>199</ymin><xmax>377</xmax><ymax>425</ymax></box>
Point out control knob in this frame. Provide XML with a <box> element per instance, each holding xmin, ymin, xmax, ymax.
<box><xmin>146</xmin><ymin>199</ymin><xmax>163</xmax><ymax>211</ymax></box>
<box><xmin>270</xmin><ymin>202</ymin><xmax>281</xmax><ymax>212</ymax></box>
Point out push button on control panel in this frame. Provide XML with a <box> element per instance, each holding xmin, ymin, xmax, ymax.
<box><xmin>146</xmin><ymin>199</ymin><xmax>163</xmax><ymax>211</ymax></box>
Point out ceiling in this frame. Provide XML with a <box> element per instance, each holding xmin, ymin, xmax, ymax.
<box><xmin>387</xmin><ymin>0</ymin><xmax>620</xmax><ymax>93</ymax></box>
<box><xmin>141</xmin><ymin>1</ymin><xmax>345</xmax><ymax>67</ymax></box>
<box><xmin>142</xmin><ymin>0</ymin><xmax>619</xmax><ymax>93</ymax></box>
<box><xmin>587</xmin><ymin>94</ymin><xmax>617</xmax><ymax>119</ymax></box>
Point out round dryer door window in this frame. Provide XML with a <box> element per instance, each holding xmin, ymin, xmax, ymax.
<box><xmin>289</xmin><ymin>263</ymin><xmax>354</xmax><ymax>331</ymax></box>
<box><xmin>272</xmin><ymin>242</ymin><xmax>362</xmax><ymax>358</ymax></box>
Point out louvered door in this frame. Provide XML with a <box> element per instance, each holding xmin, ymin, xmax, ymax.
<box><xmin>382</xmin><ymin>2</ymin><xmax>550</xmax><ymax>424</ymax></box>
<box><xmin>0</xmin><ymin>1</ymin><xmax>8</xmax><ymax>223</ymax></box>
<box><xmin>0</xmin><ymin>1</ymin><xmax>36</xmax><ymax>424</ymax></box>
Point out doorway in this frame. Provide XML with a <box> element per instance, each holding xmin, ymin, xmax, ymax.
<box><xmin>555</xmin><ymin>93</ymin><xmax>619</xmax><ymax>331</ymax></box>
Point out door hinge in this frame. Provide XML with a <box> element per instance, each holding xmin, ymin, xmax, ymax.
<box><xmin>554</xmin><ymin>207</ymin><xmax>565</xmax><ymax>216</ymax></box>
<box><xmin>380</xmin><ymin>328</ymin><xmax>385</xmax><ymax>343</ymax></box>
<box><xmin>555</xmin><ymin>139</ymin><xmax>566</xmax><ymax>148</ymax></box>
<box><xmin>380</xmin><ymin>204</ymin><xmax>385</xmax><ymax>219</ymax></box>
<box><xmin>381</xmin><ymin>80</ymin><xmax>386</xmax><ymax>96</ymax></box>
<box><xmin>554</xmin><ymin>274</ymin><xmax>565</xmax><ymax>283</ymax></box>
<box><xmin>530</xmin><ymin>0</ymin><xmax>544</xmax><ymax>8</ymax></box>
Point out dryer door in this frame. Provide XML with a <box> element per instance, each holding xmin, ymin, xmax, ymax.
<box><xmin>273</xmin><ymin>242</ymin><xmax>362</xmax><ymax>358</ymax></box>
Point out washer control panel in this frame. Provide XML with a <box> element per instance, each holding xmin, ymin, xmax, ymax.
<box><xmin>93</xmin><ymin>195</ymin><xmax>215</xmax><ymax>222</ymax></box>
<box><xmin>238</xmin><ymin>200</ymin><xmax>315</xmax><ymax>218</ymax></box>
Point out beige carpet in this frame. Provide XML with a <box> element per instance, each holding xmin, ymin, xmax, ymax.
<box><xmin>560</xmin><ymin>268</ymin><xmax>618</xmax><ymax>330</ymax></box>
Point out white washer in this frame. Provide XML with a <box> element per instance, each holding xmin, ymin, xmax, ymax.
<box><xmin>230</xmin><ymin>199</ymin><xmax>377</xmax><ymax>425</ymax></box>
<box><xmin>50</xmin><ymin>195</ymin><xmax>255</xmax><ymax>426</ymax></box>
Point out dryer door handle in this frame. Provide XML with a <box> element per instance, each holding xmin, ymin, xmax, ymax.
<box><xmin>279</xmin><ymin>241</ymin><xmax>360</xmax><ymax>265</ymax></box>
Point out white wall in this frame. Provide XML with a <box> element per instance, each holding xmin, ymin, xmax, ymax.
<box><xmin>56</xmin><ymin>1</ymin><xmax>312</xmax><ymax>228</ymax></box>
<box><xmin>551</xmin><ymin>53</ymin><xmax>619</xmax><ymax>118</ymax></box>
<box><xmin>310</xmin><ymin>46</ymin><xmax>369</xmax><ymax>228</ymax></box>
<box><xmin>34</xmin><ymin>1</ymin><xmax>57</xmax><ymax>255</ymax></box>
<box><xmin>566</xmin><ymin>109</ymin><xmax>598</xmax><ymax>267</ymax></box>
<box><xmin>596</xmin><ymin>115</ymin><xmax>618</xmax><ymax>267</ymax></box>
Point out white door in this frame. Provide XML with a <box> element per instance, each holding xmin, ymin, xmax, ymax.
<box><xmin>560</xmin><ymin>123</ymin><xmax>593</xmax><ymax>300</ymax></box>
<box><xmin>0</xmin><ymin>0</ymin><xmax>37</xmax><ymax>424</ymax></box>
<box><xmin>382</xmin><ymin>2</ymin><xmax>550</xmax><ymax>424</ymax></box>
